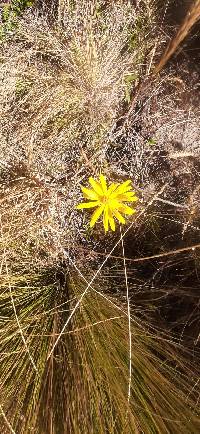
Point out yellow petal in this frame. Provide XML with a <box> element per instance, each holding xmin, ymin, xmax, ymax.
<box><xmin>112</xmin><ymin>209</ymin><xmax>126</xmax><ymax>224</ymax></box>
<box><xmin>120</xmin><ymin>179</ymin><xmax>132</xmax><ymax>189</ymax></box>
<box><xmin>108</xmin><ymin>199</ymin><xmax>122</xmax><ymax>210</ymax></box>
<box><xmin>110</xmin><ymin>185</ymin><xmax>133</xmax><ymax>199</ymax></box>
<box><xmin>118</xmin><ymin>193</ymin><xmax>138</xmax><ymax>202</ymax></box>
<box><xmin>90</xmin><ymin>205</ymin><xmax>104</xmax><ymax>227</ymax></box>
<box><xmin>89</xmin><ymin>177</ymin><xmax>103</xmax><ymax>195</ymax></box>
<box><xmin>107</xmin><ymin>207</ymin><xmax>115</xmax><ymax>231</ymax></box>
<box><xmin>108</xmin><ymin>215</ymin><xmax>115</xmax><ymax>231</ymax></box>
<box><xmin>114</xmin><ymin>180</ymin><xmax>132</xmax><ymax>194</ymax></box>
<box><xmin>119</xmin><ymin>204</ymin><xmax>136</xmax><ymax>215</ymax></box>
<box><xmin>81</xmin><ymin>186</ymin><xmax>98</xmax><ymax>200</ymax></box>
<box><xmin>77</xmin><ymin>201</ymin><xmax>100</xmax><ymax>209</ymax></box>
<box><xmin>126</xmin><ymin>195</ymin><xmax>138</xmax><ymax>202</ymax></box>
<box><xmin>107</xmin><ymin>183</ymin><xmax>118</xmax><ymax>196</ymax></box>
<box><xmin>99</xmin><ymin>174</ymin><xmax>107</xmax><ymax>194</ymax></box>
<box><xmin>103</xmin><ymin>204</ymin><xmax>109</xmax><ymax>232</ymax></box>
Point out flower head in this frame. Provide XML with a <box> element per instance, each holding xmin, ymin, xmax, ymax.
<box><xmin>76</xmin><ymin>175</ymin><xmax>138</xmax><ymax>232</ymax></box>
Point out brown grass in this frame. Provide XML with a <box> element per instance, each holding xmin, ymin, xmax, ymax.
<box><xmin>0</xmin><ymin>1</ymin><xmax>157</xmax><ymax>175</ymax></box>
<box><xmin>1</xmin><ymin>1</ymin><xmax>200</xmax><ymax>433</ymax></box>
<box><xmin>154</xmin><ymin>0</ymin><xmax>200</xmax><ymax>74</ymax></box>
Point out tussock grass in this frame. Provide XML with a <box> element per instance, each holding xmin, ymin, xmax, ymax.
<box><xmin>0</xmin><ymin>0</ymin><xmax>161</xmax><ymax>266</ymax></box>
<box><xmin>0</xmin><ymin>161</ymin><xmax>83</xmax><ymax>269</ymax></box>
<box><xmin>0</xmin><ymin>1</ymin><xmax>158</xmax><ymax>176</ymax></box>
<box><xmin>1</xmin><ymin>270</ymin><xmax>200</xmax><ymax>433</ymax></box>
<box><xmin>1</xmin><ymin>1</ymin><xmax>200</xmax><ymax>433</ymax></box>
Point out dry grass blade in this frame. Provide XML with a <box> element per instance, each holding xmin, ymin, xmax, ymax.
<box><xmin>0</xmin><ymin>1</ymin><xmax>200</xmax><ymax>432</ymax></box>
<box><xmin>0</xmin><ymin>404</ymin><xmax>16</xmax><ymax>434</ymax></box>
<box><xmin>120</xmin><ymin>225</ymin><xmax>132</xmax><ymax>406</ymax></box>
<box><xmin>154</xmin><ymin>0</ymin><xmax>200</xmax><ymax>74</ymax></box>
<box><xmin>1</xmin><ymin>268</ymin><xmax>200</xmax><ymax>433</ymax></box>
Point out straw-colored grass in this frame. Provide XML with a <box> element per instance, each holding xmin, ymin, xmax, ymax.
<box><xmin>154</xmin><ymin>0</ymin><xmax>200</xmax><ymax>74</ymax></box>
<box><xmin>0</xmin><ymin>1</ymin><xmax>158</xmax><ymax>176</ymax></box>
<box><xmin>1</xmin><ymin>1</ymin><xmax>200</xmax><ymax>433</ymax></box>
<box><xmin>1</xmin><ymin>270</ymin><xmax>200</xmax><ymax>433</ymax></box>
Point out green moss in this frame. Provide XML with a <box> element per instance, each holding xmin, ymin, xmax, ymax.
<box><xmin>0</xmin><ymin>0</ymin><xmax>34</xmax><ymax>39</ymax></box>
<box><xmin>15</xmin><ymin>78</ymin><xmax>33</xmax><ymax>98</ymax></box>
<box><xmin>124</xmin><ymin>73</ymin><xmax>138</xmax><ymax>103</ymax></box>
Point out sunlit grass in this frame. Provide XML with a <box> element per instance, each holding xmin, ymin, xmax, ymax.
<box><xmin>1</xmin><ymin>269</ymin><xmax>200</xmax><ymax>433</ymax></box>
<box><xmin>1</xmin><ymin>1</ymin><xmax>200</xmax><ymax>433</ymax></box>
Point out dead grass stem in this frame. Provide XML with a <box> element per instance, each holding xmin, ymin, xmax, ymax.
<box><xmin>154</xmin><ymin>0</ymin><xmax>200</xmax><ymax>74</ymax></box>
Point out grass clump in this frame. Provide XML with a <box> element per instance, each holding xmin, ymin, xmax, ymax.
<box><xmin>1</xmin><ymin>269</ymin><xmax>200</xmax><ymax>433</ymax></box>
<box><xmin>0</xmin><ymin>0</ymin><xmax>158</xmax><ymax>176</ymax></box>
<box><xmin>0</xmin><ymin>1</ymin><xmax>200</xmax><ymax>433</ymax></box>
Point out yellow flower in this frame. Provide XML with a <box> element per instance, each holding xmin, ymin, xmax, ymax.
<box><xmin>76</xmin><ymin>175</ymin><xmax>138</xmax><ymax>232</ymax></box>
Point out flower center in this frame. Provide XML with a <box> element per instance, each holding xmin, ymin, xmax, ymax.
<box><xmin>101</xmin><ymin>195</ymin><xmax>108</xmax><ymax>204</ymax></box>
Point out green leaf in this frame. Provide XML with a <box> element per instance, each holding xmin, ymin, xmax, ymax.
<box><xmin>147</xmin><ymin>137</ymin><xmax>157</xmax><ymax>145</ymax></box>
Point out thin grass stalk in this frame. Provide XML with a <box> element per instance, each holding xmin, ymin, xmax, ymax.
<box><xmin>1</xmin><ymin>269</ymin><xmax>200</xmax><ymax>433</ymax></box>
<box><xmin>154</xmin><ymin>0</ymin><xmax>200</xmax><ymax>74</ymax></box>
